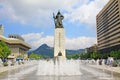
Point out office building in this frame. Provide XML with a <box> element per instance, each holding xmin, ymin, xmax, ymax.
<box><xmin>96</xmin><ymin>0</ymin><xmax>120</xmax><ymax>53</ymax></box>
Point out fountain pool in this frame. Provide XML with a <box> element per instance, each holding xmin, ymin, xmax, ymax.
<box><xmin>37</xmin><ymin>59</ymin><xmax>82</xmax><ymax>76</ymax></box>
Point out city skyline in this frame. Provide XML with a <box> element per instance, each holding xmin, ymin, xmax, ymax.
<box><xmin>0</xmin><ymin>0</ymin><xmax>109</xmax><ymax>50</ymax></box>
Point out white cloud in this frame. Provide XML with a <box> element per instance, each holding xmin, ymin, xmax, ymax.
<box><xmin>65</xmin><ymin>0</ymin><xmax>109</xmax><ymax>27</ymax></box>
<box><xmin>22</xmin><ymin>32</ymin><xmax>43</xmax><ymax>42</ymax></box>
<box><xmin>22</xmin><ymin>33</ymin><xmax>97</xmax><ymax>50</ymax></box>
<box><xmin>22</xmin><ymin>32</ymin><xmax>54</xmax><ymax>49</ymax></box>
<box><xmin>0</xmin><ymin>0</ymin><xmax>109</xmax><ymax>27</ymax></box>
<box><xmin>66</xmin><ymin>37</ymin><xmax>97</xmax><ymax>50</ymax></box>
<box><xmin>0</xmin><ymin>0</ymin><xmax>78</xmax><ymax>26</ymax></box>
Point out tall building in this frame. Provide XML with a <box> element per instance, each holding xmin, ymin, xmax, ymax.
<box><xmin>53</xmin><ymin>11</ymin><xmax>66</xmax><ymax>59</ymax></box>
<box><xmin>96</xmin><ymin>0</ymin><xmax>120</xmax><ymax>53</ymax></box>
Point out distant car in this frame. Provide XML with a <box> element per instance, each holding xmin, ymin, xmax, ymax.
<box><xmin>16</xmin><ymin>58</ymin><xmax>23</xmax><ymax>61</ymax></box>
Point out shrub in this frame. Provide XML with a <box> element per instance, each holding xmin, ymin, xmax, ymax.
<box><xmin>21</xmin><ymin>62</ymin><xmax>24</xmax><ymax>64</ymax></box>
<box><xmin>112</xmin><ymin>61</ymin><xmax>118</xmax><ymax>67</ymax></box>
<box><xmin>3</xmin><ymin>62</ymin><xmax>8</xmax><ymax>66</ymax></box>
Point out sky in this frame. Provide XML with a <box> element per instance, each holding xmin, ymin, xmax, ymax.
<box><xmin>0</xmin><ymin>0</ymin><xmax>109</xmax><ymax>50</ymax></box>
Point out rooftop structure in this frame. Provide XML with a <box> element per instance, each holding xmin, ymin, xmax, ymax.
<box><xmin>8</xmin><ymin>34</ymin><xmax>24</xmax><ymax>41</ymax></box>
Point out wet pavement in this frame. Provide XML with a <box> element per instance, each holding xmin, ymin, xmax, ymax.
<box><xmin>0</xmin><ymin>61</ymin><xmax>120</xmax><ymax>80</ymax></box>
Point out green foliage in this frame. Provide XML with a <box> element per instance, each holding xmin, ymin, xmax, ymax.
<box><xmin>67</xmin><ymin>54</ymin><xmax>80</xmax><ymax>59</ymax></box>
<box><xmin>110</xmin><ymin>51</ymin><xmax>115</xmax><ymax>57</ymax></box>
<box><xmin>79</xmin><ymin>53</ymin><xmax>91</xmax><ymax>59</ymax></box>
<box><xmin>29</xmin><ymin>53</ymin><xmax>44</xmax><ymax>60</ymax></box>
<box><xmin>117</xmin><ymin>50</ymin><xmax>120</xmax><ymax>59</ymax></box>
<box><xmin>3</xmin><ymin>62</ymin><xmax>8</xmax><ymax>66</ymax></box>
<box><xmin>0</xmin><ymin>41</ymin><xmax>11</xmax><ymax>62</ymax></box>
<box><xmin>112</xmin><ymin>61</ymin><xmax>118</xmax><ymax>67</ymax></box>
<box><xmin>102</xmin><ymin>53</ymin><xmax>108</xmax><ymax>59</ymax></box>
<box><xmin>80</xmin><ymin>52</ymin><xmax>108</xmax><ymax>60</ymax></box>
<box><xmin>90</xmin><ymin>52</ymin><xmax>98</xmax><ymax>60</ymax></box>
<box><xmin>90</xmin><ymin>52</ymin><xmax>107</xmax><ymax>60</ymax></box>
<box><xmin>110</xmin><ymin>50</ymin><xmax>120</xmax><ymax>59</ymax></box>
<box><xmin>79</xmin><ymin>49</ymin><xmax>120</xmax><ymax>60</ymax></box>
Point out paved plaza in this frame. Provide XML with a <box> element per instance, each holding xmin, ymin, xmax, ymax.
<box><xmin>0</xmin><ymin>60</ymin><xmax>120</xmax><ymax>80</ymax></box>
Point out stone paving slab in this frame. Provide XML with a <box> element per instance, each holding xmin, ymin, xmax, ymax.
<box><xmin>89</xmin><ymin>65</ymin><xmax>120</xmax><ymax>74</ymax></box>
<box><xmin>0</xmin><ymin>61</ymin><xmax>37</xmax><ymax>73</ymax></box>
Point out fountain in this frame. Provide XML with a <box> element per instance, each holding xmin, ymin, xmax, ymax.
<box><xmin>37</xmin><ymin>59</ymin><xmax>82</xmax><ymax>76</ymax></box>
<box><xmin>37</xmin><ymin>11</ymin><xmax>82</xmax><ymax>76</ymax></box>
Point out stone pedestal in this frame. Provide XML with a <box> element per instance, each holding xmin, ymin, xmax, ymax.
<box><xmin>54</xmin><ymin>28</ymin><xmax>66</xmax><ymax>59</ymax></box>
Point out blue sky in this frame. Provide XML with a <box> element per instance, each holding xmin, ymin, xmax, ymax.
<box><xmin>0</xmin><ymin>0</ymin><xmax>109</xmax><ymax>50</ymax></box>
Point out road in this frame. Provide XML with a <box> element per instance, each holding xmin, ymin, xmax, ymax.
<box><xmin>0</xmin><ymin>61</ymin><xmax>120</xmax><ymax>80</ymax></box>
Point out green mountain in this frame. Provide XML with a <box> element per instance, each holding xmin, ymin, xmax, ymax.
<box><xmin>29</xmin><ymin>44</ymin><xmax>84</xmax><ymax>58</ymax></box>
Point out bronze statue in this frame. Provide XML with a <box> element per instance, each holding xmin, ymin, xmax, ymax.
<box><xmin>53</xmin><ymin>11</ymin><xmax>64</xmax><ymax>28</ymax></box>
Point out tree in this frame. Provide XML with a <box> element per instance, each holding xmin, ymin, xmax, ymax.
<box><xmin>79</xmin><ymin>53</ymin><xmax>91</xmax><ymax>59</ymax></box>
<box><xmin>102</xmin><ymin>53</ymin><xmax>108</xmax><ymax>59</ymax></box>
<box><xmin>117</xmin><ymin>50</ymin><xmax>120</xmax><ymax>59</ymax></box>
<box><xmin>0</xmin><ymin>41</ymin><xmax>11</xmax><ymax>62</ymax></box>
<box><xmin>67</xmin><ymin>54</ymin><xmax>80</xmax><ymax>59</ymax></box>
<box><xmin>91</xmin><ymin>52</ymin><xmax>98</xmax><ymax>59</ymax></box>
<box><xmin>110</xmin><ymin>51</ymin><xmax>119</xmax><ymax>59</ymax></box>
<box><xmin>110</xmin><ymin>51</ymin><xmax>115</xmax><ymax>57</ymax></box>
<box><xmin>29</xmin><ymin>53</ymin><xmax>44</xmax><ymax>60</ymax></box>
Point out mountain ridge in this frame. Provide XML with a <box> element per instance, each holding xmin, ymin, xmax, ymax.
<box><xmin>29</xmin><ymin>44</ymin><xmax>85</xmax><ymax>57</ymax></box>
